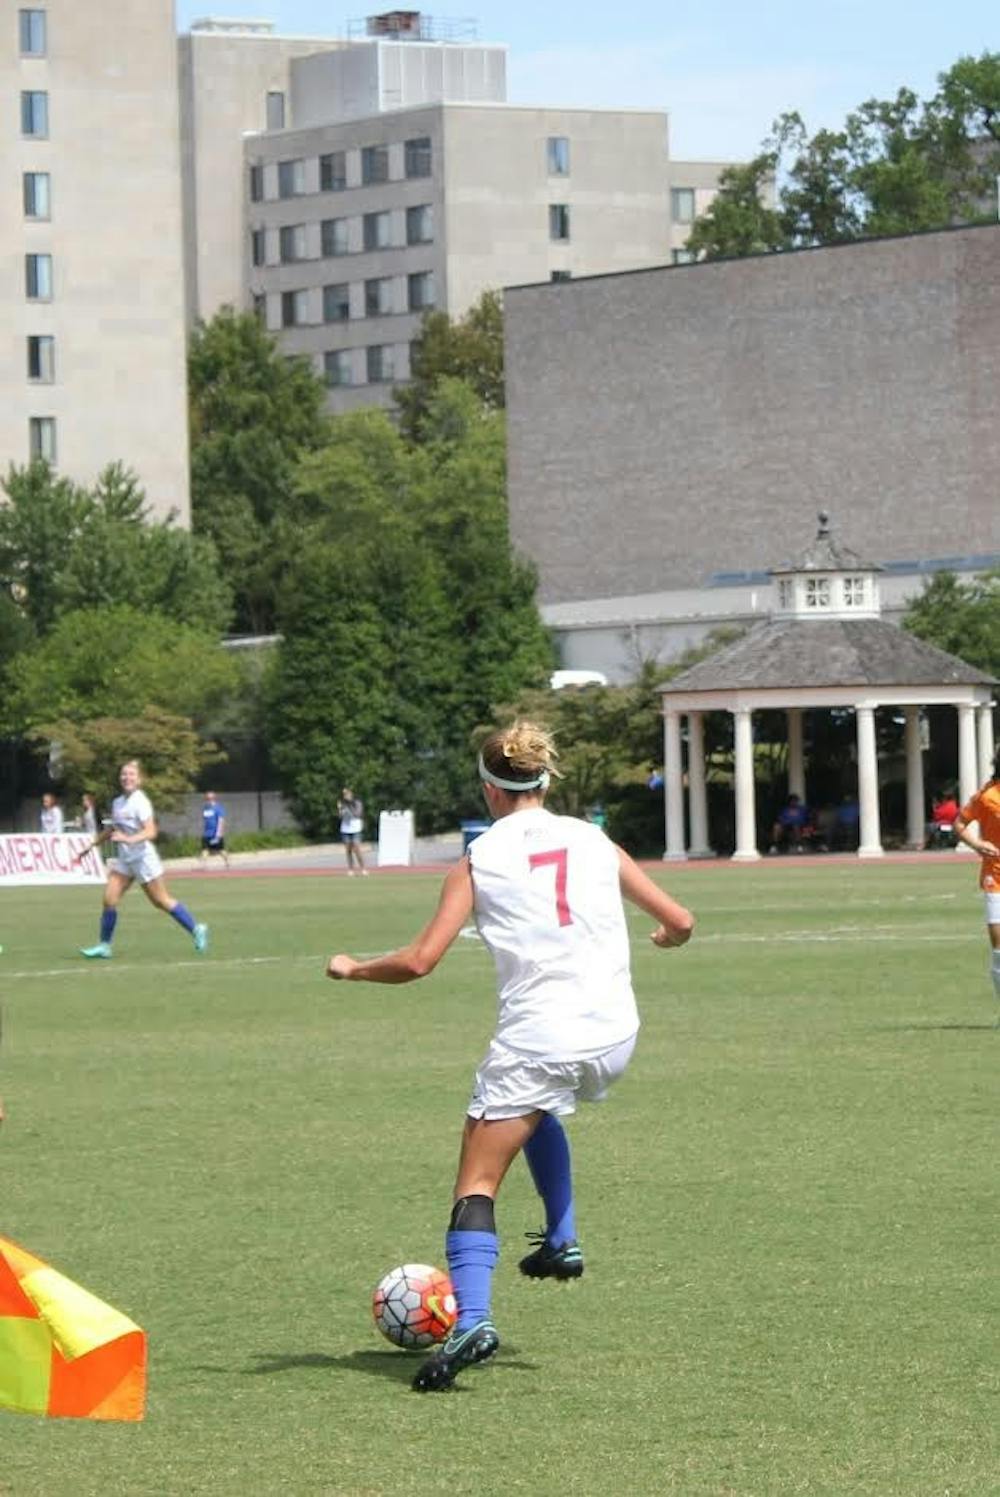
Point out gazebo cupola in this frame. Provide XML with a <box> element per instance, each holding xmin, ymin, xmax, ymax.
<box><xmin>770</xmin><ymin>510</ymin><xmax>882</xmax><ymax>621</ymax></box>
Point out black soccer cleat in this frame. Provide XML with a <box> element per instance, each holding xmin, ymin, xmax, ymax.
<box><xmin>518</xmin><ymin>1231</ymin><xmax>585</xmax><ymax>1280</ymax></box>
<box><xmin>411</xmin><ymin>1319</ymin><xmax>500</xmax><ymax>1392</ymax></box>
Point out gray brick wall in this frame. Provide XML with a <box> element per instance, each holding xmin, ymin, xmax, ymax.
<box><xmin>505</xmin><ymin>224</ymin><xmax>1000</xmax><ymax>604</ymax></box>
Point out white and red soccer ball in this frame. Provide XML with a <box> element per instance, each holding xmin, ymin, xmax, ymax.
<box><xmin>372</xmin><ymin>1263</ymin><xmax>457</xmax><ymax>1349</ymax></box>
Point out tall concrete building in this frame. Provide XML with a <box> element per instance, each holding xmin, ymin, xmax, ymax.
<box><xmin>176</xmin><ymin>13</ymin><xmax>732</xmax><ymax>412</ymax></box>
<box><xmin>1</xmin><ymin>0</ymin><xmax>190</xmax><ymax>520</ymax></box>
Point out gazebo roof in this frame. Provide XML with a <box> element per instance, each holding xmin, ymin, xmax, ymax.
<box><xmin>662</xmin><ymin>617</ymin><xmax>997</xmax><ymax>695</ymax></box>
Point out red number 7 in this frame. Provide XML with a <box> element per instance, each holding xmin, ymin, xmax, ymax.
<box><xmin>529</xmin><ymin>848</ymin><xmax>572</xmax><ymax>926</ymax></box>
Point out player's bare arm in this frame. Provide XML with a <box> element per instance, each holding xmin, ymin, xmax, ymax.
<box><xmin>954</xmin><ymin>813</ymin><xmax>1000</xmax><ymax>860</ymax></box>
<box><xmin>327</xmin><ymin>857</ymin><xmax>475</xmax><ymax>983</ymax></box>
<box><xmin>616</xmin><ymin>846</ymin><xmax>695</xmax><ymax>947</ymax></box>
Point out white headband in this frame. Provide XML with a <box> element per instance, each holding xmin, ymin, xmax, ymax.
<box><xmin>478</xmin><ymin>753</ymin><xmax>550</xmax><ymax>792</ymax></box>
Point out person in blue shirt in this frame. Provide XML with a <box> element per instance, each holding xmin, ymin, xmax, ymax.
<box><xmin>199</xmin><ymin>790</ymin><xmax>230</xmax><ymax>870</ymax></box>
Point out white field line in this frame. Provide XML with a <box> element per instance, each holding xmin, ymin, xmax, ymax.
<box><xmin>1</xmin><ymin>924</ymin><xmax>977</xmax><ymax>980</ymax></box>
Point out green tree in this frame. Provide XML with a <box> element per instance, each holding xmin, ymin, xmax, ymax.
<box><xmin>687</xmin><ymin>54</ymin><xmax>1000</xmax><ymax>260</ymax></box>
<box><xmin>902</xmin><ymin>569</ymin><xmax>1000</xmax><ymax>676</ymax></box>
<box><xmin>188</xmin><ymin>308</ymin><xmax>329</xmax><ymax>633</ymax></box>
<box><xmin>3</xmin><ymin>604</ymin><xmax>239</xmax><ymax>735</ymax></box>
<box><xmin>29</xmin><ymin>706</ymin><xmax>222</xmax><ymax>809</ymax></box>
<box><xmin>394</xmin><ymin>291</ymin><xmax>505</xmax><ymax>441</ymax></box>
<box><xmin>0</xmin><ymin>461</ymin><xmax>231</xmax><ymax>637</ymax></box>
<box><xmin>266</xmin><ymin>395</ymin><xmax>552</xmax><ymax>832</ymax></box>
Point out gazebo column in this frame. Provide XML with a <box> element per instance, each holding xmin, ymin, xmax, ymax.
<box><xmin>731</xmin><ymin>707</ymin><xmax>760</xmax><ymax>862</ymax></box>
<box><xmin>855</xmin><ymin>704</ymin><xmax>884</xmax><ymax>858</ymax></box>
<box><xmin>903</xmin><ymin>706</ymin><xmax>925</xmax><ymax>850</ymax></box>
<box><xmin>687</xmin><ymin>711</ymin><xmax>712</xmax><ymax>858</ymax></box>
<box><xmin>978</xmin><ymin>703</ymin><xmax>996</xmax><ymax>783</ymax></box>
<box><xmin>786</xmin><ymin>708</ymin><xmax>805</xmax><ymax>801</ymax></box>
<box><xmin>663</xmin><ymin>710</ymin><xmax>686</xmax><ymax>861</ymax></box>
<box><xmin>957</xmin><ymin>704</ymin><xmax>978</xmax><ymax>808</ymax></box>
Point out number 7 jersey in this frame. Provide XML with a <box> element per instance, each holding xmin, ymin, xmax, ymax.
<box><xmin>468</xmin><ymin>807</ymin><xmax>639</xmax><ymax>1059</ymax></box>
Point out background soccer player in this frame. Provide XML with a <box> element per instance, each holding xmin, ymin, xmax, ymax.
<box><xmin>75</xmin><ymin>759</ymin><xmax>209</xmax><ymax>960</ymax></box>
<box><xmin>327</xmin><ymin>721</ymin><xmax>694</xmax><ymax>1391</ymax></box>
<box><xmin>953</xmin><ymin>747</ymin><xmax>1000</xmax><ymax>1022</ymax></box>
<box><xmin>199</xmin><ymin>789</ymin><xmax>230</xmax><ymax>870</ymax></box>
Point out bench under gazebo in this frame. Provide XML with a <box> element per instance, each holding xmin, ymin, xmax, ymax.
<box><xmin>659</xmin><ymin>515</ymin><xmax>997</xmax><ymax>861</ymax></box>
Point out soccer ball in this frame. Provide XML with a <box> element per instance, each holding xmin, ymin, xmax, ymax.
<box><xmin>372</xmin><ymin>1263</ymin><xmax>456</xmax><ymax>1350</ymax></box>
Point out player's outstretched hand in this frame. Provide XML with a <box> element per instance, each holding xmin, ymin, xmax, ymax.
<box><xmin>326</xmin><ymin>954</ymin><xmax>358</xmax><ymax>980</ymax></box>
<box><xmin>650</xmin><ymin>923</ymin><xmax>690</xmax><ymax>949</ymax></box>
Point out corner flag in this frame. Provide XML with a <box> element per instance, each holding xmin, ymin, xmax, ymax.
<box><xmin>0</xmin><ymin>1235</ymin><xmax>145</xmax><ymax>1420</ymax></box>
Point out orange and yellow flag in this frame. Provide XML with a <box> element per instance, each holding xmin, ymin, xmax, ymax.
<box><xmin>0</xmin><ymin>1235</ymin><xmax>145</xmax><ymax>1420</ymax></box>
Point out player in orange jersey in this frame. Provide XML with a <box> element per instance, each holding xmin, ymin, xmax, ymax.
<box><xmin>953</xmin><ymin>747</ymin><xmax>1000</xmax><ymax>1023</ymax></box>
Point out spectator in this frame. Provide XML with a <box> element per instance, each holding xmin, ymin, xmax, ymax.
<box><xmin>40</xmin><ymin>793</ymin><xmax>64</xmax><ymax>836</ymax></box>
<box><xmin>769</xmin><ymin>794</ymin><xmax>811</xmax><ymax>853</ymax></box>
<box><xmin>199</xmin><ymin>790</ymin><xmax>231</xmax><ymax>870</ymax></box>
<box><xmin>833</xmin><ymin>794</ymin><xmax>860</xmax><ymax>850</ymax></box>
<box><xmin>80</xmin><ymin>793</ymin><xmax>98</xmax><ymax>839</ymax></box>
<box><xmin>338</xmin><ymin>787</ymin><xmax>368</xmax><ymax>876</ymax></box>
<box><xmin>926</xmin><ymin>790</ymin><xmax>959</xmax><ymax>849</ymax></box>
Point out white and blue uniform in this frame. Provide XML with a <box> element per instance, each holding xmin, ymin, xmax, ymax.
<box><xmin>467</xmin><ymin>807</ymin><xmax>639</xmax><ymax>1119</ymax></box>
<box><xmin>108</xmin><ymin>788</ymin><xmax>163</xmax><ymax>885</ymax></box>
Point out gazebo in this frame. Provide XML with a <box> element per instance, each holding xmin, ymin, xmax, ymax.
<box><xmin>659</xmin><ymin>515</ymin><xmax>997</xmax><ymax>861</ymax></box>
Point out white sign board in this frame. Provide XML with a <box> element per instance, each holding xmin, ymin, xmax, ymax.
<box><xmin>0</xmin><ymin>833</ymin><xmax>106</xmax><ymax>887</ymax></box>
<box><xmin>377</xmin><ymin>810</ymin><xmax>414</xmax><ymax>867</ymax></box>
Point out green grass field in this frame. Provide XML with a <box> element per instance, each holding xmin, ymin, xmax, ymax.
<box><xmin>1</xmin><ymin>859</ymin><xmax>996</xmax><ymax>1496</ymax></box>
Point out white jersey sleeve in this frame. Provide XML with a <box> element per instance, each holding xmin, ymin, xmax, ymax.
<box><xmin>469</xmin><ymin>807</ymin><xmax>639</xmax><ymax>1060</ymax></box>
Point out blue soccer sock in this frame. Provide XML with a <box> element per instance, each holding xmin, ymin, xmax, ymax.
<box><xmin>99</xmin><ymin>908</ymin><xmax>118</xmax><ymax>945</ymax></box>
<box><xmin>169</xmin><ymin>902</ymin><xmax>196</xmax><ymax>934</ymax></box>
<box><xmin>523</xmin><ymin>1112</ymin><xmax>576</xmax><ymax>1248</ymax></box>
<box><xmin>446</xmin><ymin>1195</ymin><xmax>499</xmax><ymax>1333</ymax></box>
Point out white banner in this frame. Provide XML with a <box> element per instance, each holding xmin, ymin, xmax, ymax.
<box><xmin>377</xmin><ymin>810</ymin><xmax>414</xmax><ymax>867</ymax></box>
<box><xmin>0</xmin><ymin>833</ymin><xmax>106</xmax><ymax>887</ymax></box>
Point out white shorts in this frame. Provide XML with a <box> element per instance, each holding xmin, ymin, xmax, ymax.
<box><xmin>467</xmin><ymin>1033</ymin><xmax>638</xmax><ymax>1121</ymax></box>
<box><xmin>985</xmin><ymin>891</ymin><xmax>1000</xmax><ymax>925</ymax></box>
<box><xmin>108</xmin><ymin>844</ymin><xmax>163</xmax><ymax>885</ymax></box>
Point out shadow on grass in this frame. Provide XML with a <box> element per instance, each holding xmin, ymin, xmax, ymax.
<box><xmin>238</xmin><ymin>1347</ymin><xmax>538</xmax><ymax>1385</ymax></box>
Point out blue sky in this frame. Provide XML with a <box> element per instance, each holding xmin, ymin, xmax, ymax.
<box><xmin>175</xmin><ymin>1</ymin><xmax>998</xmax><ymax>159</ymax></box>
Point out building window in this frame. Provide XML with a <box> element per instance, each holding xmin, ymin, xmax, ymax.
<box><xmin>27</xmin><ymin>335</ymin><xmax>54</xmax><ymax>383</ymax></box>
<box><xmin>252</xmin><ymin>293</ymin><xmax>267</xmax><ymax>324</ymax></box>
<box><xmin>407</xmin><ymin>270</ymin><xmax>435</xmax><ymax>312</ymax></box>
<box><xmin>279</xmin><ymin>223</ymin><xmax>308</xmax><ymax>263</ymax></box>
<box><xmin>28</xmin><ymin>416</ymin><xmax>56</xmax><ymax>463</ymax></box>
<box><xmin>320</xmin><ymin>151</ymin><xmax>347</xmax><ymax>191</ymax></box>
<box><xmin>843</xmin><ymin>576</ymin><xmax>867</xmax><ymax>608</ymax></box>
<box><xmin>21</xmin><ymin>90</ymin><xmax>48</xmax><ymax>137</ymax></box>
<box><xmin>671</xmin><ymin>187</ymin><xmax>696</xmax><ymax>224</ymax></box>
<box><xmin>550</xmin><ymin>270</ymin><xmax>572</xmax><ymax>283</ymax></box>
<box><xmin>250</xmin><ymin>229</ymin><xmax>266</xmax><ymax>267</ymax></box>
<box><xmin>281</xmin><ymin>289</ymin><xmax>309</xmax><ymax>328</ymax></box>
<box><xmin>366</xmin><ymin>344</ymin><xmax>395</xmax><ymax>383</ymax></box>
<box><xmin>404</xmin><ymin>136</ymin><xmax>432</xmax><ymax>178</ymax></box>
<box><xmin>23</xmin><ymin>170</ymin><xmax>50</xmax><ymax>219</ymax></box>
<box><xmin>547</xmin><ymin>136</ymin><xmax>569</xmax><ymax>175</ymax></box>
<box><xmin>323</xmin><ymin>282</ymin><xmax>351</xmax><ymax>322</ymax></box>
<box><xmin>25</xmin><ymin>252</ymin><xmax>52</xmax><ymax>300</ymax></box>
<box><xmin>266</xmin><ymin>90</ymin><xmax>285</xmax><ymax>130</ymax></box>
<box><xmin>324</xmin><ymin>349</ymin><xmax>353</xmax><ymax>387</ymax></box>
<box><xmin>805</xmin><ymin>577</ymin><xmax>831</xmax><ymax>609</ymax></box>
<box><xmin>365</xmin><ymin>277</ymin><xmax>393</xmax><ymax>317</ymax></box>
<box><xmin>363</xmin><ymin>211</ymin><xmax>392</xmax><ymax>251</ymax></box>
<box><xmin>405</xmin><ymin>204</ymin><xmax>433</xmax><ymax>245</ymax></box>
<box><xmin>249</xmin><ymin>164</ymin><xmax>263</xmax><ymax>202</ymax></box>
<box><xmin>549</xmin><ymin>204</ymin><xmax>570</xmax><ymax>241</ymax></box>
<box><xmin>321</xmin><ymin>217</ymin><xmax>349</xmax><ymax>257</ymax></box>
<box><xmin>19</xmin><ymin>8</ymin><xmax>46</xmax><ymax>55</ymax></box>
<box><xmin>361</xmin><ymin>144</ymin><xmax>389</xmax><ymax>185</ymax></box>
<box><xmin>671</xmin><ymin>248</ymin><xmax>696</xmax><ymax>265</ymax></box>
<box><xmin>277</xmin><ymin>158</ymin><xmax>306</xmax><ymax>198</ymax></box>
<box><xmin>777</xmin><ymin>579</ymin><xmax>793</xmax><ymax>610</ymax></box>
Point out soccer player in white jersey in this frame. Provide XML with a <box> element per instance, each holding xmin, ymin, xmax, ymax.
<box><xmin>75</xmin><ymin>759</ymin><xmax>209</xmax><ymax>959</ymax></box>
<box><xmin>327</xmin><ymin>721</ymin><xmax>694</xmax><ymax>1391</ymax></box>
